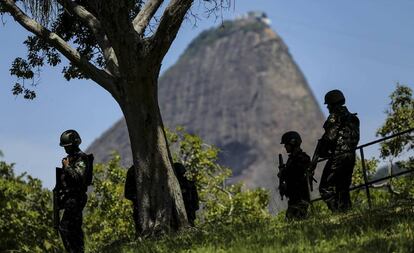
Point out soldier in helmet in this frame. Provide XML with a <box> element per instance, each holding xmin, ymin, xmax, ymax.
<box><xmin>317</xmin><ymin>90</ymin><xmax>360</xmax><ymax>212</ymax></box>
<box><xmin>57</xmin><ymin>130</ymin><xmax>92</xmax><ymax>253</ymax></box>
<box><xmin>173</xmin><ymin>163</ymin><xmax>199</xmax><ymax>226</ymax></box>
<box><xmin>279</xmin><ymin>131</ymin><xmax>311</xmax><ymax>220</ymax></box>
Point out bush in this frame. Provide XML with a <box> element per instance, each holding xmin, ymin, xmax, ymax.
<box><xmin>83</xmin><ymin>154</ymin><xmax>135</xmax><ymax>252</ymax></box>
<box><xmin>167</xmin><ymin>127</ymin><xmax>270</xmax><ymax>224</ymax></box>
<box><xmin>0</xmin><ymin>160</ymin><xmax>63</xmax><ymax>252</ymax></box>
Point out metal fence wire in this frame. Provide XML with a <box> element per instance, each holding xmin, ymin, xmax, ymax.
<box><xmin>310</xmin><ymin>127</ymin><xmax>414</xmax><ymax>208</ymax></box>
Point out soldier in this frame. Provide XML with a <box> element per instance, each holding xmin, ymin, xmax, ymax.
<box><xmin>57</xmin><ymin>130</ymin><xmax>92</xmax><ymax>253</ymax></box>
<box><xmin>279</xmin><ymin>131</ymin><xmax>311</xmax><ymax>220</ymax></box>
<box><xmin>124</xmin><ymin>165</ymin><xmax>140</xmax><ymax>235</ymax></box>
<box><xmin>317</xmin><ymin>89</ymin><xmax>360</xmax><ymax>212</ymax></box>
<box><xmin>173</xmin><ymin>163</ymin><xmax>199</xmax><ymax>226</ymax></box>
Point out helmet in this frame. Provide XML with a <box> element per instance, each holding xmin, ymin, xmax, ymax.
<box><xmin>324</xmin><ymin>89</ymin><xmax>345</xmax><ymax>105</ymax></box>
<box><xmin>60</xmin><ymin>129</ymin><xmax>82</xmax><ymax>147</ymax></box>
<box><xmin>280</xmin><ymin>131</ymin><xmax>302</xmax><ymax>146</ymax></box>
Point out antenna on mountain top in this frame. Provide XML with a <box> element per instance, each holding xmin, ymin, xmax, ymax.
<box><xmin>246</xmin><ymin>11</ymin><xmax>271</xmax><ymax>25</ymax></box>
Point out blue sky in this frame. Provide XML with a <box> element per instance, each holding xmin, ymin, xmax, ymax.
<box><xmin>1</xmin><ymin>0</ymin><xmax>413</xmax><ymax>188</ymax></box>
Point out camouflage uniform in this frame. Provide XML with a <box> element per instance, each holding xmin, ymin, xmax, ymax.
<box><xmin>319</xmin><ymin>106</ymin><xmax>360</xmax><ymax>212</ymax></box>
<box><xmin>58</xmin><ymin>151</ymin><xmax>88</xmax><ymax>253</ymax></box>
<box><xmin>173</xmin><ymin>163</ymin><xmax>199</xmax><ymax>226</ymax></box>
<box><xmin>124</xmin><ymin>165</ymin><xmax>140</xmax><ymax>235</ymax></box>
<box><xmin>280</xmin><ymin>149</ymin><xmax>311</xmax><ymax>219</ymax></box>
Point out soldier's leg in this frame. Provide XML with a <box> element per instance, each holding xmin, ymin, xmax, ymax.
<box><xmin>297</xmin><ymin>199</ymin><xmax>310</xmax><ymax>219</ymax></box>
<box><xmin>59</xmin><ymin>199</ymin><xmax>85</xmax><ymax>253</ymax></box>
<box><xmin>187</xmin><ymin>209</ymin><xmax>196</xmax><ymax>226</ymax></box>
<box><xmin>335</xmin><ymin>155</ymin><xmax>356</xmax><ymax>211</ymax></box>
<box><xmin>285</xmin><ymin>200</ymin><xmax>297</xmax><ymax>220</ymax></box>
<box><xmin>319</xmin><ymin>160</ymin><xmax>337</xmax><ymax>211</ymax></box>
<box><xmin>286</xmin><ymin>194</ymin><xmax>308</xmax><ymax>220</ymax></box>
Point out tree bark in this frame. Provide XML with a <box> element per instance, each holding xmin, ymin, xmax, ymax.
<box><xmin>116</xmin><ymin>69</ymin><xmax>188</xmax><ymax>236</ymax></box>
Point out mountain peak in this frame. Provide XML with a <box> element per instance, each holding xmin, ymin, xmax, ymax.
<box><xmin>88</xmin><ymin>16</ymin><xmax>324</xmax><ymax>213</ymax></box>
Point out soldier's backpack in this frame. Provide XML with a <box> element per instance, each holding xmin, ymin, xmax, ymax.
<box><xmin>84</xmin><ymin>154</ymin><xmax>94</xmax><ymax>186</ymax></box>
<box><xmin>342</xmin><ymin>112</ymin><xmax>360</xmax><ymax>149</ymax></box>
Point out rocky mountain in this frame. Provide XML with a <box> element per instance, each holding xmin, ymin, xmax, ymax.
<box><xmin>87</xmin><ymin>13</ymin><xmax>326</xmax><ymax>212</ymax></box>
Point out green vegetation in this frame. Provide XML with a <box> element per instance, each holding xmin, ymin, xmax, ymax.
<box><xmin>105</xmin><ymin>201</ymin><xmax>414</xmax><ymax>253</ymax></box>
<box><xmin>84</xmin><ymin>155</ymin><xmax>135</xmax><ymax>252</ymax></box>
<box><xmin>0</xmin><ymin>159</ymin><xmax>64</xmax><ymax>252</ymax></box>
<box><xmin>1</xmin><ymin>84</ymin><xmax>414</xmax><ymax>252</ymax></box>
<box><xmin>376</xmin><ymin>84</ymin><xmax>414</xmax><ymax>200</ymax></box>
<box><xmin>167</xmin><ymin>128</ymin><xmax>269</xmax><ymax>224</ymax></box>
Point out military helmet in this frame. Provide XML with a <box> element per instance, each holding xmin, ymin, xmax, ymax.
<box><xmin>280</xmin><ymin>131</ymin><xmax>302</xmax><ymax>146</ymax></box>
<box><xmin>324</xmin><ymin>89</ymin><xmax>345</xmax><ymax>105</ymax></box>
<box><xmin>59</xmin><ymin>129</ymin><xmax>82</xmax><ymax>147</ymax></box>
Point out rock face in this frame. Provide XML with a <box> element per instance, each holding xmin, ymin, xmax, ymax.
<box><xmin>87</xmin><ymin>13</ymin><xmax>326</xmax><ymax>212</ymax></box>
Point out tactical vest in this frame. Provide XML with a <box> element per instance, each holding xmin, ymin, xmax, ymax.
<box><xmin>335</xmin><ymin>110</ymin><xmax>360</xmax><ymax>153</ymax></box>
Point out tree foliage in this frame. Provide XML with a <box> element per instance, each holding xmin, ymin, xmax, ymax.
<box><xmin>84</xmin><ymin>154</ymin><xmax>135</xmax><ymax>252</ymax></box>
<box><xmin>0</xmin><ymin>0</ymin><xmax>231</xmax><ymax>99</ymax></box>
<box><xmin>0</xmin><ymin>159</ymin><xmax>64</xmax><ymax>252</ymax></box>
<box><xmin>377</xmin><ymin>84</ymin><xmax>414</xmax><ymax>159</ymax></box>
<box><xmin>167</xmin><ymin>127</ymin><xmax>270</xmax><ymax>224</ymax></box>
<box><xmin>375</xmin><ymin>84</ymin><xmax>414</xmax><ymax>200</ymax></box>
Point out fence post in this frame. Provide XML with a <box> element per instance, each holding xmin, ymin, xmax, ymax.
<box><xmin>359</xmin><ymin>148</ymin><xmax>372</xmax><ymax>209</ymax></box>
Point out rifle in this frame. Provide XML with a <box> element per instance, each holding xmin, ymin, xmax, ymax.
<box><xmin>308</xmin><ymin>140</ymin><xmax>322</xmax><ymax>192</ymax></box>
<box><xmin>277</xmin><ymin>154</ymin><xmax>287</xmax><ymax>200</ymax></box>
<box><xmin>53</xmin><ymin>167</ymin><xmax>62</xmax><ymax>231</ymax></box>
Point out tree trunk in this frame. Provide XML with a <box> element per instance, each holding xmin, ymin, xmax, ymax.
<box><xmin>117</xmin><ymin>70</ymin><xmax>188</xmax><ymax>236</ymax></box>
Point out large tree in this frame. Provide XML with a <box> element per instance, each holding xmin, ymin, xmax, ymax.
<box><xmin>0</xmin><ymin>0</ymin><xmax>230</xmax><ymax>235</ymax></box>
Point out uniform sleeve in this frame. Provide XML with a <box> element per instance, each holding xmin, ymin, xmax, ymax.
<box><xmin>322</xmin><ymin>114</ymin><xmax>340</xmax><ymax>144</ymax></box>
<box><xmin>63</xmin><ymin>158</ymin><xmax>87</xmax><ymax>186</ymax></box>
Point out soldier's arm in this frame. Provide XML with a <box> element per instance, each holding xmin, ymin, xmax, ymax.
<box><xmin>322</xmin><ymin>114</ymin><xmax>340</xmax><ymax>143</ymax></box>
<box><xmin>63</xmin><ymin>159</ymin><xmax>87</xmax><ymax>185</ymax></box>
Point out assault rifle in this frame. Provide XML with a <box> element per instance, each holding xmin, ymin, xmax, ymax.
<box><xmin>277</xmin><ymin>154</ymin><xmax>287</xmax><ymax>200</ymax></box>
<box><xmin>308</xmin><ymin>140</ymin><xmax>323</xmax><ymax>192</ymax></box>
<box><xmin>53</xmin><ymin>167</ymin><xmax>62</xmax><ymax>231</ymax></box>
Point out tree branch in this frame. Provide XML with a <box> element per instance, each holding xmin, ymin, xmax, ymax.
<box><xmin>57</xmin><ymin>0</ymin><xmax>119</xmax><ymax>75</ymax></box>
<box><xmin>150</xmin><ymin>0</ymin><xmax>193</xmax><ymax>62</ymax></box>
<box><xmin>1</xmin><ymin>0</ymin><xmax>115</xmax><ymax>92</ymax></box>
<box><xmin>132</xmin><ymin>0</ymin><xmax>164</xmax><ymax>35</ymax></box>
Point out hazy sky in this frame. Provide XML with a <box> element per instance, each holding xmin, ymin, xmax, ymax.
<box><xmin>1</xmin><ymin>0</ymin><xmax>413</xmax><ymax>188</ymax></box>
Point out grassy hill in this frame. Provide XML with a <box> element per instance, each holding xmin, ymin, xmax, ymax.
<box><xmin>106</xmin><ymin>200</ymin><xmax>414</xmax><ymax>253</ymax></box>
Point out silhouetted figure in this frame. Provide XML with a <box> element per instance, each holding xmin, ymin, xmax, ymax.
<box><xmin>318</xmin><ymin>90</ymin><xmax>360</xmax><ymax>212</ymax></box>
<box><xmin>173</xmin><ymin>163</ymin><xmax>199</xmax><ymax>226</ymax></box>
<box><xmin>124</xmin><ymin>165</ymin><xmax>140</xmax><ymax>235</ymax></box>
<box><xmin>279</xmin><ymin>131</ymin><xmax>311</xmax><ymax>220</ymax></box>
<box><xmin>57</xmin><ymin>130</ymin><xmax>93</xmax><ymax>253</ymax></box>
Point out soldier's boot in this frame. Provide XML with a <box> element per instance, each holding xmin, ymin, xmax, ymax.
<box><xmin>337</xmin><ymin>191</ymin><xmax>352</xmax><ymax>212</ymax></box>
<box><xmin>320</xmin><ymin>187</ymin><xmax>337</xmax><ymax>212</ymax></box>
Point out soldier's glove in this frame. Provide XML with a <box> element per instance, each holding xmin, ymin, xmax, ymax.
<box><xmin>62</xmin><ymin>158</ymin><xmax>69</xmax><ymax>168</ymax></box>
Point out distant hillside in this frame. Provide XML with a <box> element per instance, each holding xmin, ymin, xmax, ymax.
<box><xmin>87</xmin><ymin>13</ymin><xmax>325</xmax><ymax>213</ymax></box>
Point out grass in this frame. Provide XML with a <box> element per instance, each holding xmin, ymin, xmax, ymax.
<box><xmin>105</xmin><ymin>201</ymin><xmax>414</xmax><ymax>253</ymax></box>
